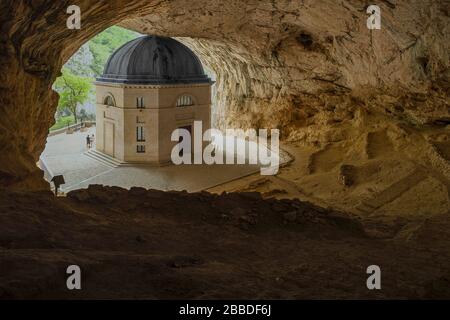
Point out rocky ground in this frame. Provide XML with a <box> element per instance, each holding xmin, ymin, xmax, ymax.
<box><xmin>0</xmin><ymin>184</ymin><xmax>449</xmax><ymax>299</ymax></box>
<box><xmin>210</xmin><ymin>109</ymin><xmax>450</xmax><ymax>227</ymax></box>
<box><xmin>2</xmin><ymin>101</ymin><xmax>449</xmax><ymax>300</ymax></box>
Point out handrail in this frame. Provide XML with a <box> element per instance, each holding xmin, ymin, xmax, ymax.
<box><xmin>48</xmin><ymin>121</ymin><xmax>96</xmax><ymax>137</ymax></box>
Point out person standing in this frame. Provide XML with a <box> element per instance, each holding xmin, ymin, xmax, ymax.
<box><xmin>86</xmin><ymin>135</ymin><xmax>91</xmax><ymax>149</ymax></box>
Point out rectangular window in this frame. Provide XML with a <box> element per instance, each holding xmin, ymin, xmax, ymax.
<box><xmin>136</xmin><ymin>97</ymin><xmax>145</xmax><ymax>109</ymax></box>
<box><xmin>136</xmin><ymin>126</ymin><xmax>145</xmax><ymax>142</ymax></box>
<box><xmin>137</xmin><ymin>145</ymin><xmax>146</xmax><ymax>153</ymax></box>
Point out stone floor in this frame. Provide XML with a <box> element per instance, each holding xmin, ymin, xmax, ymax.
<box><xmin>40</xmin><ymin>127</ymin><xmax>286</xmax><ymax>193</ymax></box>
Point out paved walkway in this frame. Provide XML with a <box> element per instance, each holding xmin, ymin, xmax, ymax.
<box><xmin>40</xmin><ymin>127</ymin><xmax>286</xmax><ymax>193</ymax></box>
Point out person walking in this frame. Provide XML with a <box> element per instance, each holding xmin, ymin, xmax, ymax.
<box><xmin>86</xmin><ymin>135</ymin><xmax>91</xmax><ymax>149</ymax></box>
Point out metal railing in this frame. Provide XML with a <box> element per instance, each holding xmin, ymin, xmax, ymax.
<box><xmin>48</xmin><ymin>121</ymin><xmax>96</xmax><ymax>137</ymax></box>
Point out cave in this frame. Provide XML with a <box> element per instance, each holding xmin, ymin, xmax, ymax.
<box><xmin>0</xmin><ymin>0</ymin><xmax>449</xmax><ymax>300</ymax></box>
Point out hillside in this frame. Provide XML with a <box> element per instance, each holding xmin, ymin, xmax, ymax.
<box><xmin>64</xmin><ymin>26</ymin><xmax>140</xmax><ymax>77</ymax></box>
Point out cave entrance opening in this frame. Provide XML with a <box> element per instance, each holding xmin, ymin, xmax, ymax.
<box><xmin>38</xmin><ymin>25</ymin><xmax>268</xmax><ymax>195</ymax></box>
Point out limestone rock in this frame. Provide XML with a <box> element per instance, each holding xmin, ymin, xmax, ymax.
<box><xmin>0</xmin><ymin>0</ymin><xmax>448</xmax><ymax>188</ymax></box>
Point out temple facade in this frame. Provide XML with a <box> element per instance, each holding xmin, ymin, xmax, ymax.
<box><xmin>94</xmin><ymin>35</ymin><xmax>212</xmax><ymax>165</ymax></box>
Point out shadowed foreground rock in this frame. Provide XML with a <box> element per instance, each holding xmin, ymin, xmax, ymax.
<box><xmin>0</xmin><ymin>185</ymin><xmax>449</xmax><ymax>299</ymax></box>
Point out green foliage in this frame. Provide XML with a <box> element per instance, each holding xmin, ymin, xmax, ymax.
<box><xmin>52</xmin><ymin>26</ymin><xmax>139</xmax><ymax>125</ymax></box>
<box><xmin>88</xmin><ymin>26</ymin><xmax>140</xmax><ymax>75</ymax></box>
<box><xmin>54</xmin><ymin>69</ymin><xmax>93</xmax><ymax>123</ymax></box>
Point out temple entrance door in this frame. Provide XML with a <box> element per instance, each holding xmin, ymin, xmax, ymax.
<box><xmin>104</xmin><ymin>122</ymin><xmax>115</xmax><ymax>157</ymax></box>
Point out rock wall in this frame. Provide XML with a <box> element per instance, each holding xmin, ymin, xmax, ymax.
<box><xmin>0</xmin><ymin>0</ymin><xmax>448</xmax><ymax>189</ymax></box>
<box><xmin>122</xmin><ymin>0</ymin><xmax>449</xmax><ymax>129</ymax></box>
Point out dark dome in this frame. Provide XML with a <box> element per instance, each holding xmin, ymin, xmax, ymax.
<box><xmin>97</xmin><ymin>35</ymin><xmax>211</xmax><ymax>85</ymax></box>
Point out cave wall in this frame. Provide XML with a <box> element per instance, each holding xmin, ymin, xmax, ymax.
<box><xmin>122</xmin><ymin>0</ymin><xmax>449</xmax><ymax>128</ymax></box>
<box><xmin>0</xmin><ymin>0</ymin><xmax>448</xmax><ymax>189</ymax></box>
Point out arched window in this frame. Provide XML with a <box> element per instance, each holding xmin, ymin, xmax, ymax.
<box><xmin>104</xmin><ymin>94</ymin><xmax>115</xmax><ymax>107</ymax></box>
<box><xmin>176</xmin><ymin>95</ymin><xmax>194</xmax><ymax>107</ymax></box>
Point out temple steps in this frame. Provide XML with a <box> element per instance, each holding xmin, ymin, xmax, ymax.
<box><xmin>85</xmin><ymin>149</ymin><xmax>122</xmax><ymax>168</ymax></box>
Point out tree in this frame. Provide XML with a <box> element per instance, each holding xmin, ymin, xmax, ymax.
<box><xmin>54</xmin><ymin>69</ymin><xmax>92</xmax><ymax>124</ymax></box>
<box><xmin>79</xmin><ymin>109</ymin><xmax>88</xmax><ymax>123</ymax></box>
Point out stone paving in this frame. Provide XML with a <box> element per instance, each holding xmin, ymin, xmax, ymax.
<box><xmin>40</xmin><ymin>127</ymin><xmax>285</xmax><ymax>193</ymax></box>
